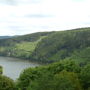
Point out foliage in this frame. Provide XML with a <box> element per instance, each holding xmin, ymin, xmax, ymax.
<box><xmin>0</xmin><ymin>75</ymin><xmax>15</xmax><ymax>90</ymax></box>
<box><xmin>0</xmin><ymin>34</ymin><xmax>48</xmax><ymax>59</ymax></box>
<box><xmin>32</xmin><ymin>28</ymin><xmax>90</xmax><ymax>63</ymax></box>
<box><xmin>0</xmin><ymin>60</ymin><xmax>89</xmax><ymax>90</ymax></box>
<box><xmin>80</xmin><ymin>64</ymin><xmax>90</xmax><ymax>90</ymax></box>
<box><xmin>17</xmin><ymin>60</ymin><xmax>82</xmax><ymax>90</ymax></box>
<box><xmin>0</xmin><ymin>32</ymin><xmax>52</xmax><ymax>47</ymax></box>
<box><xmin>69</xmin><ymin>47</ymin><xmax>90</xmax><ymax>65</ymax></box>
<box><xmin>0</xmin><ymin>66</ymin><xmax>3</xmax><ymax>74</ymax></box>
<box><xmin>0</xmin><ymin>28</ymin><xmax>90</xmax><ymax>64</ymax></box>
<box><xmin>0</xmin><ymin>28</ymin><xmax>90</xmax><ymax>90</ymax></box>
<box><xmin>28</xmin><ymin>70</ymin><xmax>82</xmax><ymax>90</ymax></box>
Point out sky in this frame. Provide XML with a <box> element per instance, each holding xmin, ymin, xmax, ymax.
<box><xmin>0</xmin><ymin>0</ymin><xmax>90</xmax><ymax>36</ymax></box>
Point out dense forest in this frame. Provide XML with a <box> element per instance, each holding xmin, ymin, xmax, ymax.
<box><xmin>0</xmin><ymin>32</ymin><xmax>54</xmax><ymax>61</ymax></box>
<box><xmin>0</xmin><ymin>59</ymin><xmax>90</xmax><ymax>90</ymax></box>
<box><xmin>0</xmin><ymin>27</ymin><xmax>90</xmax><ymax>90</ymax></box>
<box><xmin>0</xmin><ymin>28</ymin><xmax>90</xmax><ymax>64</ymax></box>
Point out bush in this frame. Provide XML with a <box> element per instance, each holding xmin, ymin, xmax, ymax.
<box><xmin>28</xmin><ymin>71</ymin><xmax>82</xmax><ymax>90</ymax></box>
<box><xmin>80</xmin><ymin>64</ymin><xmax>90</xmax><ymax>90</ymax></box>
<box><xmin>0</xmin><ymin>75</ymin><xmax>15</xmax><ymax>90</ymax></box>
<box><xmin>0</xmin><ymin>66</ymin><xmax>3</xmax><ymax>74</ymax></box>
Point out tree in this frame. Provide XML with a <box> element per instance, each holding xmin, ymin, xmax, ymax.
<box><xmin>0</xmin><ymin>75</ymin><xmax>15</xmax><ymax>90</ymax></box>
<box><xmin>80</xmin><ymin>64</ymin><xmax>90</xmax><ymax>90</ymax></box>
<box><xmin>27</xmin><ymin>70</ymin><xmax>82</xmax><ymax>90</ymax></box>
<box><xmin>0</xmin><ymin>66</ymin><xmax>3</xmax><ymax>74</ymax></box>
<box><xmin>53</xmin><ymin>70</ymin><xmax>82</xmax><ymax>90</ymax></box>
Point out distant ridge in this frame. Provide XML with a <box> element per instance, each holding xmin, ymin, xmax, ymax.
<box><xmin>0</xmin><ymin>36</ymin><xmax>12</xmax><ymax>39</ymax></box>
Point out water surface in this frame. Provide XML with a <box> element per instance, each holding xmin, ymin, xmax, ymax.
<box><xmin>0</xmin><ymin>57</ymin><xmax>39</xmax><ymax>80</ymax></box>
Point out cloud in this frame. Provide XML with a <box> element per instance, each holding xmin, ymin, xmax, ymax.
<box><xmin>0</xmin><ymin>0</ymin><xmax>16</xmax><ymax>5</ymax></box>
<box><xmin>0</xmin><ymin>0</ymin><xmax>90</xmax><ymax>36</ymax></box>
<box><xmin>0</xmin><ymin>0</ymin><xmax>42</xmax><ymax>5</ymax></box>
<box><xmin>71</xmin><ymin>0</ymin><xmax>85</xmax><ymax>2</ymax></box>
<box><xmin>18</xmin><ymin>0</ymin><xmax>42</xmax><ymax>4</ymax></box>
<box><xmin>24</xmin><ymin>14</ymin><xmax>53</xmax><ymax>18</ymax></box>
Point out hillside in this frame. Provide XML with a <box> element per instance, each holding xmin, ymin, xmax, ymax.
<box><xmin>31</xmin><ymin>28</ymin><xmax>90</xmax><ymax>64</ymax></box>
<box><xmin>0</xmin><ymin>28</ymin><xmax>90</xmax><ymax>64</ymax></box>
<box><xmin>0</xmin><ymin>32</ymin><xmax>53</xmax><ymax>59</ymax></box>
<box><xmin>0</xmin><ymin>28</ymin><xmax>90</xmax><ymax>90</ymax></box>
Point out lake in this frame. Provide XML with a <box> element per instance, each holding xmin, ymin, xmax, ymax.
<box><xmin>0</xmin><ymin>56</ymin><xmax>39</xmax><ymax>80</ymax></box>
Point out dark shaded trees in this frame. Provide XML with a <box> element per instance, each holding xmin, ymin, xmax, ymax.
<box><xmin>0</xmin><ymin>75</ymin><xmax>15</xmax><ymax>90</ymax></box>
<box><xmin>80</xmin><ymin>64</ymin><xmax>90</xmax><ymax>90</ymax></box>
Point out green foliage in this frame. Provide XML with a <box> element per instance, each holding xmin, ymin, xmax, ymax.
<box><xmin>0</xmin><ymin>34</ymin><xmax>48</xmax><ymax>59</ymax></box>
<box><xmin>28</xmin><ymin>70</ymin><xmax>82</xmax><ymax>90</ymax></box>
<box><xmin>69</xmin><ymin>47</ymin><xmax>90</xmax><ymax>65</ymax></box>
<box><xmin>27</xmin><ymin>72</ymin><xmax>55</xmax><ymax>90</ymax></box>
<box><xmin>0</xmin><ymin>28</ymin><xmax>90</xmax><ymax>64</ymax></box>
<box><xmin>80</xmin><ymin>64</ymin><xmax>90</xmax><ymax>90</ymax></box>
<box><xmin>17</xmin><ymin>68</ymin><xmax>39</xmax><ymax>90</ymax></box>
<box><xmin>10</xmin><ymin>41</ymin><xmax>38</xmax><ymax>58</ymax></box>
<box><xmin>0</xmin><ymin>75</ymin><xmax>15</xmax><ymax>90</ymax></box>
<box><xmin>0</xmin><ymin>66</ymin><xmax>3</xmax><ymax>74</ymax></box>
<box><xmin>0</xmin><ymin>28</ymin><xmax>90</xmax><ymax>90</ymax></box>
<box><xmin>32</xmin><ymin>28</ymin><xmax>90</xmax><ymax>63</ymax></box>
<box><xmin>0</xmin><ymin>32</ymin><xmax>52</xmax><ymax>47</ymax></box>
<box><xmin>47</xmin><ymin>59</ymin><xmax>81</xmax><ymax>74</ymax></box>
<box><xmin>17</xmin><ymin>60</ymin><xmax>82</xmax><ymax>90</ymax></box>
<box><xmin>54</xmin><ymin>71</ymin><xmax>82</xmax><ymax>90</ymax></box>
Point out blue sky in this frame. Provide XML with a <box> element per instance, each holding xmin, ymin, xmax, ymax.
<box><xmin>0</xmin><ymin>0</ymin><xmax>90</xmax><ymax>36</ymax></box>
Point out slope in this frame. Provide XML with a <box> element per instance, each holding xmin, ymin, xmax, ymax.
<box><xmin>32</xmin><ymin>28</ymin><xmax>90</xmax><ymax>64</ymax></box>
<box><xmin>0</xmin><ymin>32</ymin><xmax>53</xmax><ymax>59</ymax></box>
<box><xmin>0</xmin><ymin>28</ymin><xmax>90</xmax><ymax>64</ymax></box>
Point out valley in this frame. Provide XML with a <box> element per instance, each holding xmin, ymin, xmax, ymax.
<box><xmin>0</xmin><ymin>28</ymin><xmax>90</xmax><ymax>90</ymax></box>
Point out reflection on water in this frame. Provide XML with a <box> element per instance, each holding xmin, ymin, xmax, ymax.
<box><xmin>0</xmin><ymin>57</ymin><xmax>39</xmax><ymax>80</ymax></box>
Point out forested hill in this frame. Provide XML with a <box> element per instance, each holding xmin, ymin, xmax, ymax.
<box><xmin>32</xmin><ymin>28</ymin><xmax>90</xmax><ymax>64</ymax></box>
<box><xmin>0</xmin><ymin>28</ymin><xmax>90</xmax><ymax>90</ymax></box>
<box><xmin>0</xmin><ymin>28</ymin><xmax>90</xmax><ymax>64</ymax></box>
<box><xmin>0</xmin><ymin>32</ymin><xmax>54</xmax><ymax>59</ymax></box>
<box><xmin>0</xmin><ymin>32</ymin><xmax>53</xmax><ymax>46</ymax></box>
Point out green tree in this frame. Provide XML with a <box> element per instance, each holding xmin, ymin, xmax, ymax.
<box><xmin>27</xmin><ymin>72</ymin><xmax>54</xmax><ymax>90</ymax></box>
<box><xmin>17</xmin><ymin>67</ymin><xmax>42</xmax><ymax>90</ymax></box>
<box><xmin>0</xmin><ymin>75</ymin><xmax>15</xmax><ymax>90</ymax></box>
<box><xmin>28</xmin><ymin>70</ymin><xmax>82</xmax><ymax>90</ymax></box>
<box><xmin>80</xmin><ymin>64</ymin><xmax>90</xmax><ymax>90</ymax></box>
<box><xmin>0</xmin><ymin>66</ymin><xmax>3</xmax><ymax>74</ymax></box>
<box><xmin>54</xmin><ymin>70</ymin><xmax>82</xmax><ymax>90</ymax></box>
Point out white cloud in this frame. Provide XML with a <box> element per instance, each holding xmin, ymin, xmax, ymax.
<box><xmin>0</xmin><ymin>0</ymin><xmax>90</xmax><ymax>36</ymax></box>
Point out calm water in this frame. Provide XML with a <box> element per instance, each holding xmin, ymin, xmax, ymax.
<box><xmin>0</xmin><ymin>57</ymin><xmax>39</xmax><ymax>80</ymax></box>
